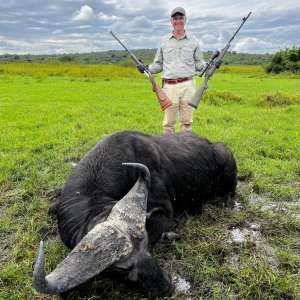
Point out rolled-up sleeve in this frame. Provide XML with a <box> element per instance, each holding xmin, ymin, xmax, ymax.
<box><xmin>148</xmin><ymin>47</ymin><xmax>163</xmax><ymax>74</ymax></box>
<box><xmin>194</xmin><ymin>43</ymin><xmax>206</xmax><ymax>72</ymax></box>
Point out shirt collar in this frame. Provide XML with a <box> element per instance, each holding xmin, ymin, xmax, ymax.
<box><xmin>169</xmin><ymin>31</ymin><xmax>189</xmax><ymax>40</ymax></box>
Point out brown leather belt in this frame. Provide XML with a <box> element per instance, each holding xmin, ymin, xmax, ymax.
<box><xmin>163</xmin><ymin>77</ymin><xmax>193</xmax><ymax>84</ymax></box>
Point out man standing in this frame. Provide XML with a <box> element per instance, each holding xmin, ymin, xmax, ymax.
<box><xmin>138</xmin><ymin>7</ymin><xmax>206</xmax><ymax>132</ymax></box>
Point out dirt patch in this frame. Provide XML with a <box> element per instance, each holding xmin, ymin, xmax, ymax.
<box><xmin>227</xmin><ymin>221</ymin><xmax>278</xmax><ymax>270</ymax></box>
<box><xmin>0</xmin><ymin>189</ymin><xmax>20</xmax><ymax>268</ymax></box>
<box><xmin>64</xmin><ymin>157</ymin><xmax>79</xmax><ymax>167</ymax></box>
<box><xmin>0</xmin><ymin>232</ymin><xmax>14</xmax><ymax>268</ymax></box>
<box><xmin>249</xmin><ymin>193</ymin><xmax>300</xmax><ymax>218</ymax></box>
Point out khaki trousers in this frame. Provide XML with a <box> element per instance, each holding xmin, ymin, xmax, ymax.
<box><xmin>162</xmin><ymin>78</ymin><xmax>195</xmax><ymax>132</ymax></box>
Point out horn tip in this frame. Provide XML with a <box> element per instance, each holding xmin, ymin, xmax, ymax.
<box><xmin>32</xmin><ymin>240</ymin><xmax>47</xmax><ymax>293</ymax></box>
<box><xmin>37</xmin><ymin>240</ymin><xmax>44</xmax><ymax>259</ymax></box>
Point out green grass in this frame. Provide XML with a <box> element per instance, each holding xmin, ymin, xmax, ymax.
<box><xmin>0</xmin><ymin>64</ymin><xmax>299</xmax><ymax>299</ymax></box>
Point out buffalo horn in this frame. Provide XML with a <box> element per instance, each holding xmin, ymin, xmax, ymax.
<box><xmin>33</xmin><ymin>162</ymin><xmax>150</xmax><ymax>294</ymax></box>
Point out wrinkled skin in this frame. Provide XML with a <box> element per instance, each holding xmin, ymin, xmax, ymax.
<box><xmin>52</xmin><ymin>131</ymin><xmax>237</xmax><ymax>248</ymax></box>
<box><xmin>35</xmin><ymin>163</ymin><xmax>174</xmax><ymax>298</ymax></box>
<box><xmin>48</xmin><ymin>130</ymin><xmax>237</xmax><ymax>297</ymax></box>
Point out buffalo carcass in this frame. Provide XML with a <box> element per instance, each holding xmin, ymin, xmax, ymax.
<box><xmin>33</xmin><ymin>130</ymin><xmax>237</xmax><ymax>298</ymax></box>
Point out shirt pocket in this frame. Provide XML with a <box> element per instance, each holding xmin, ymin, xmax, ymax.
<box><xmin>163</xmin><ymin>46</ymin><xmax>174</xmax><ymax>62</ymax></box>
<box><xmin>180</xmin><ymin>46</ymin><xmax>194</xmax><ymax>64</ymax></box>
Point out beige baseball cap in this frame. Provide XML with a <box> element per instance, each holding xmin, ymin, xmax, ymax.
<box><xmin>171</xmin><ymin>7</ymin><xmax>186</xmax><ymax>17</ymax></box>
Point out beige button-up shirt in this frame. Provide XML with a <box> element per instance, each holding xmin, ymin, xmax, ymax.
<box><xmin>148</xmin><ymin>32</ymin><xmax>206</xmax><ymax>80</ymax></box>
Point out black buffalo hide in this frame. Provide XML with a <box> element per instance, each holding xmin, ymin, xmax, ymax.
<box><xmin>51</xmin><ymin>130</ymin><xmax>237</xmax><ymax>249</ymax></box>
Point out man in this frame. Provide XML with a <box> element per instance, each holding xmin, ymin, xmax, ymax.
<box><xmin>138</xmin><ymin>7</ymin><xmax>206</xmax><ymax>132</ymax></box>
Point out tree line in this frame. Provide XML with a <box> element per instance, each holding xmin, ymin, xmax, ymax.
<box><xmin>0</xmin><ymin>49</ymin><xmax>271</xmax><ymax>66</ymax></box>
<box><xmin>1</xmin><ymin>47</ymin><xmax>299</xmax><ymax>74</ymax></box>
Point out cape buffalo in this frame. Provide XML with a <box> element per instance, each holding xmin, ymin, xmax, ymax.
<box><xmin>33</xmin><ymin>130</ymin><xmax>237</xmax><ymax>298</ymax></box>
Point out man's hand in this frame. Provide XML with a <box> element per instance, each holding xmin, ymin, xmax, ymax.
<box><xmin>136</xmin><ymin>58</ymin><xmax>149</xmax><ymax>73</ymax></box>
<box><xmin>214</xmin><ymin>60</ymin><xmax>222</xmax><ymax>68</ymax></box>
<box><xmin>137</xmin><ymin>64</ymin><xmax>146</xmax><ymax>73</ymax></box>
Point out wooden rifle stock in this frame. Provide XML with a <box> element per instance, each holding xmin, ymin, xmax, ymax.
<box><xmin>110</xmin><ymin>31</ymin><xmax>172</xmax><ymax>111</ymax></box>
<box><xmin>147</xmin><ymin>73</ymin><xmax>172</xmax><ymax>111</ymax></box>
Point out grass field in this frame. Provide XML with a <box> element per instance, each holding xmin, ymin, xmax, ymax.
<box><xmin>0</xmin><ymin>63</ymin><xmax>299</xmax><ymax>300</ymax></box>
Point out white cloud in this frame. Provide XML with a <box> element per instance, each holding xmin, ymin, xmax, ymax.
<box><xmin>132</xmin><ymin>16</ymin><xmax>152</xmax><ymax>27</ymax></box>
<box><xmin>55</xmin><ymin>48</ymin><xmax>68</xmax><ymax>54</ymax></box>
<box><xmin>43</xmin><ymin>38</ymin><xmax>89</xmax><ymax>45</ymax></box>
<box><xmin>28</xmin><ymin>27</ymin><xmax>44</xmax><ymax>31</ymax></box>
<box><xmin>109</xmin><ymin>16</ymin><xmax>153</xmax><ymax>34</ymax></box>
<box><xmin>72</xmin><ymin>5</ymin><xmax>94</xmax><ymax>21</ymax></box>
<box><xmin>233</xmin><ymin>37</ymin><xmax>275</xmax><ymax>53</ymax></box>
<box><xmin>0</xmin><ymin>1</ymin><xmax>299</xmax><ymax>54</ymax></box>
<box><xmin>101</xmin><ymin>0</ymin><xmax>162</xmax><ymax>12</ymax></box>
<box><xmin>98</xmin><ymin>12</ymin><xmax>120</xmax><ymax>21</ymax></box>
<box><xmin>0</xmin><ymin>20</ymin><xmax>20</xmax><ymax>24</ymax></box>
<box><xmin>78</xmin><ymin>25</ymin><xmax>93</xmax><ymax>29</ymax></box>
<box><xmin>202</xmin><ymin>34</ymin><xmax>218</xmax><ymax>44</ymax></box>
<box><xmin>52</xmin><ymin>29</ymin><xmax>63</xmax><ymax>35</ymax></box>
<box><xmin>0</xmin><ymin>37</ymin><xmax>32</xmax><ymax>48</ymax></box>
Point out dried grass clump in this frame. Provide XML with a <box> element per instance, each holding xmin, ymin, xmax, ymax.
<box><xmin>204</xmin><ymin>90</ymin><xmax>243</xmax><ymax>105</ymax></box>
<box><xmin>255</xmin><ymin>92</ymin><xmax>299</xmax><ymax>107</ymax></box>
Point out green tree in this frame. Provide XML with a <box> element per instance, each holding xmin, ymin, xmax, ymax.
<box><xmin>59</xmin><ymin>54</ymin><xmax>74</xmax><ymax>62</ymax></box>
<box><xmin>265</xmin><ymin>47</ymin><xmax>300</xmax><ymax>74</ymax></box>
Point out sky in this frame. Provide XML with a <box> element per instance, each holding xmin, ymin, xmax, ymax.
<box><xmin>0</xmin><ymin>0</ymin><xmax>299</xmax><ymax>55</ymax></box>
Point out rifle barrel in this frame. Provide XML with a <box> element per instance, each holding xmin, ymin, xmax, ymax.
<box><xmin>228</xmin><ymin>12</ymin><xmax>252</xmax><ymax>44</ymax></box>
<box><xmin>190</xmin><ymin>12</ymin><xmax>252</xmax><ymax>109</ymax></box>
<box><xmin>110</xmin><ymin>31</ymin><xmax>129</xmax><ymax>53</ymax></box>
<box><xmin>110</xmin><ymin>31</ymin><xmax>141</xmax><ymax>65</ymax></box>
<box><xmin>109</xmin><ymin>31</ymin><xmax>173</xmax><ymax>111</ymax></box>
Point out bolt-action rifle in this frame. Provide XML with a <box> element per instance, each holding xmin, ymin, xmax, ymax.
<box><xmin>110</xmin><ymin>31</ymin><xmax>172</xmax><ymax>111</ymax></box>
<box><xmin>188</xmin><ymin>12</ymin><xmax>252</xmax><ymax>109</ymax></box>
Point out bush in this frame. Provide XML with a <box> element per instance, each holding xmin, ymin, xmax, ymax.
<box><xmin>59</xmin><ymin>55</ymin><xmax>75</xmax><ymax>62</ymax></box>
<box><xmin>265</xmin><ymin>47</ymin><xmax>300</xmax><ymax>74</ymax></box>
<box><xmin>203</xmin><ymin>90</ymin><xmax>243</xmax><ymax>105</ymax></box>
<box><xmin>255</xmin><ymin>91</ymin><xmax>300</xmax><ymax>107</ymax></box>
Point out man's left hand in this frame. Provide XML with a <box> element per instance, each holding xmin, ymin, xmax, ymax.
<box><xmin>215</xmin><ymin>60</ymin><xmax>222</xmax><ymax>68</ymax></box>
<box><xmin>137</xmin><ymin>64</ymin><xmax>146</xmax><ymax>73</ymax></box>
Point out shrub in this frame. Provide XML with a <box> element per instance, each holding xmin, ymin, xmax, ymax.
<box><xmin>265</xmin><ymin>47</ymin><xmax>300</xmax><ymax>74</ymax></box>
<box><xmin>204</xmin><ymin>90</ymin><xmax>243</xmax><ymax>105</ymax></box>
<box><xmin>59</xmin><ymin>55</ymin><xmax>75</xmax><ymax>62</ymax></box>
<box><xmin>255</xmin><ymin>91</ymin><xmax>300</xmax><ymax>107</ymax></box>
